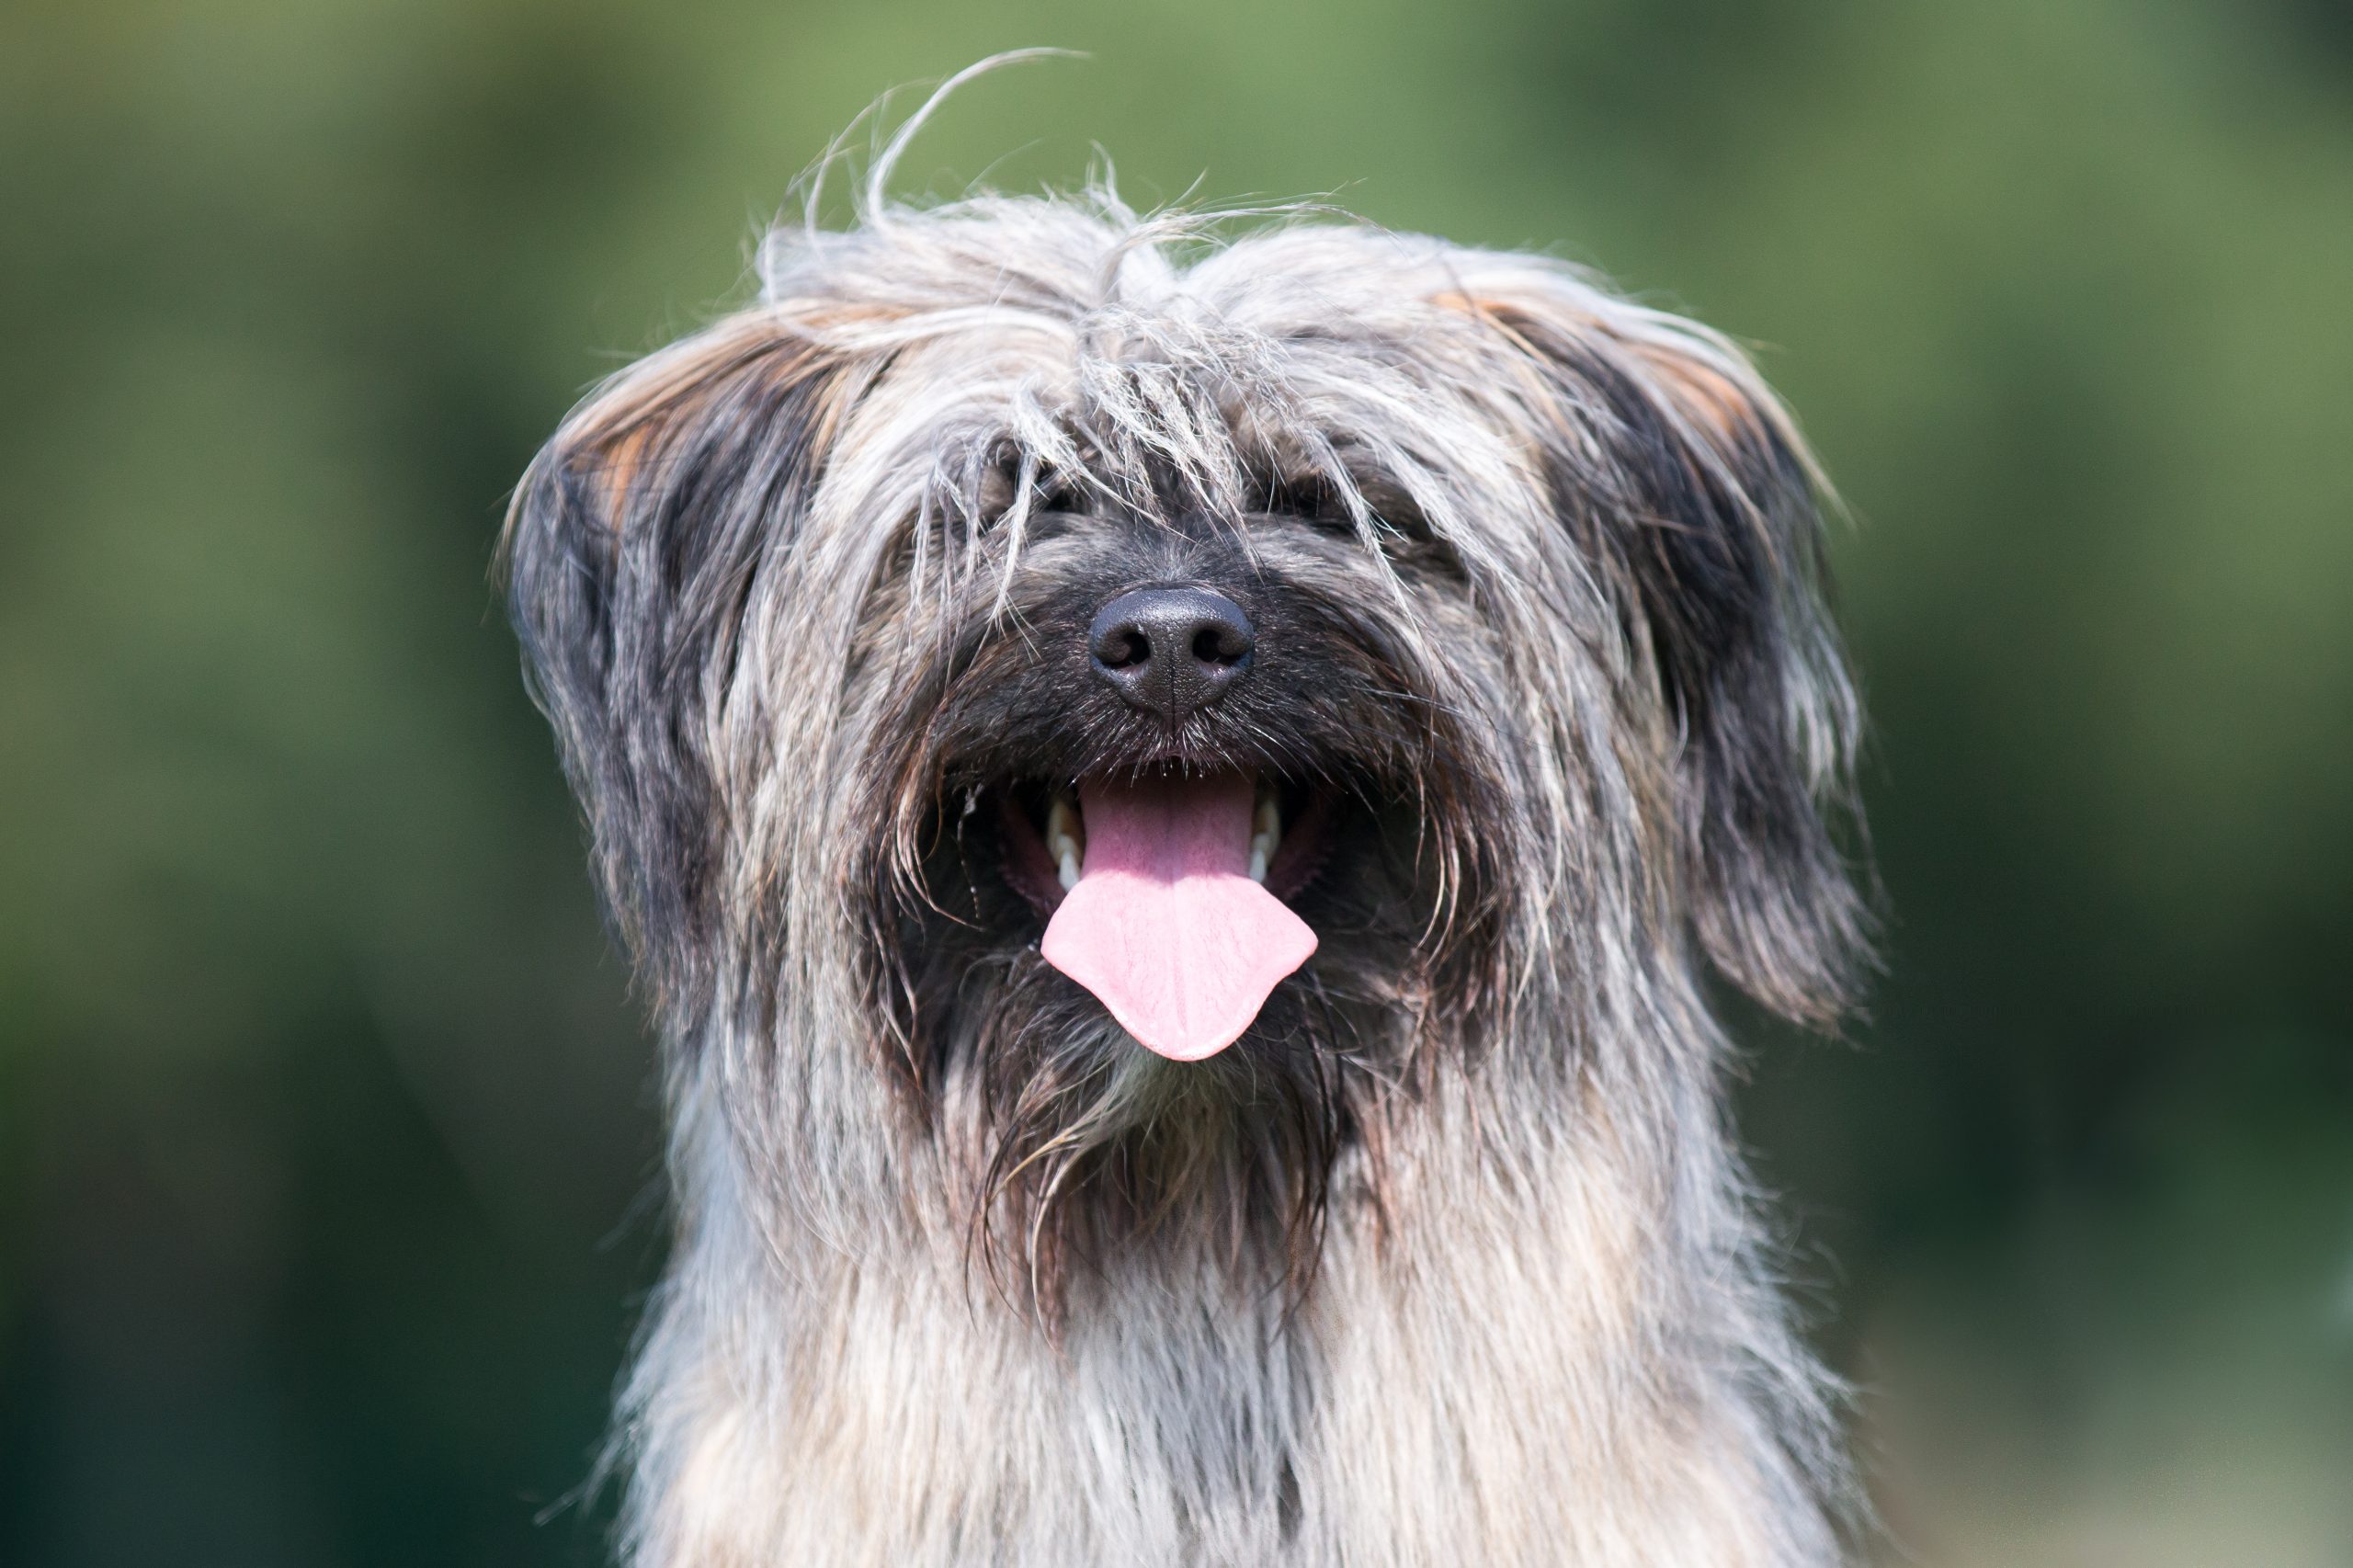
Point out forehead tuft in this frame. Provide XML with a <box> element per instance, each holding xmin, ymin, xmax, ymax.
<box><xmin>754</xmin><ymin>193</ymin><xmax>1543</xmax><ymax>361</ymax></box>
<box><xmin>745</xmin><ymin>193</ymin><xmax>1597</xmax><ymax>529</ymax></box>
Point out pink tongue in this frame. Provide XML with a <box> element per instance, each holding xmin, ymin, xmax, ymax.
<box><xmin>1040</xmin><ymin>774</ymin><xmax>1318</xmax><ymax>1061</ymax></box>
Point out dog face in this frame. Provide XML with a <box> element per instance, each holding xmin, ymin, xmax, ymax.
<box><xmin>505</xmin><ymin>199</ymin><xmax>1865</xmax><ymax>1306</ymax></box>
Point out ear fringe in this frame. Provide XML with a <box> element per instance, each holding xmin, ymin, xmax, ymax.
<box><xmin>1443</xmin><ymin>282</ymin><xmax>1872</xmax><ymax>1024</ymax></box>
<box><xmin>498</xmin><ymin>315</ymin><xmax>860</xmax><ymax>1021</ymax></box>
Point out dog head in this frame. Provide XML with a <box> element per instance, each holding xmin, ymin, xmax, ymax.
<box><xmin>504</xmin><ymin>194</ymin><xmax>1866</xmax><ymax>1307</ymax></box>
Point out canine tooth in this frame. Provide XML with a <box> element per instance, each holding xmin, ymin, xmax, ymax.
<box><xmin>1045</xmin><ymin>794</ymin><xmax>1084</xmax><ymax>891</ymax></box>
<box><xmin>1248</xmin><ymin>784</ymin><xmax>1281</xmax><ymax>883</ymax></box>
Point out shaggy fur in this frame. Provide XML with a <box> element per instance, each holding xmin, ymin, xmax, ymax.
<box><xmin>504</xmin><ymin>118</ymin><xmax>1870</xmax><ymax>1567</ymax></box>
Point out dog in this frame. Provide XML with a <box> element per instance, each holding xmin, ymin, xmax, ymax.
<box><xmin>503</xmin><ymin>127</ymin><xmax>1870</xmax><ymax>1568</ymax></box>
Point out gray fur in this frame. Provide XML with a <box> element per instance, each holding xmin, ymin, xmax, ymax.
<box><xmin>505</xmin><ymin>153</ymin><xmax>1869</xmax><ymax>1567</ymax></box>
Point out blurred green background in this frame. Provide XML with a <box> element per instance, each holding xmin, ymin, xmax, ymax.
<box><xmin>4</xmin><ymin>2</ymin><xmax>2349</xmax><ymax>1563</ymax></box>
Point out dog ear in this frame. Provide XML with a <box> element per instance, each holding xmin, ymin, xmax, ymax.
<box><xmin>501</xmin><ymin>312</ymin><xmax>857</xmax><ymax>1003</ymax></box>
<box><xmin>1463</xmin><ymin>287</ymin><xmax>1871</xmax><ymax>1024</ymax></box>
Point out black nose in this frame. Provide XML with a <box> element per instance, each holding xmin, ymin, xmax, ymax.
<box><xmin>1087</xmin><ymin>586</ymin><xmax>1256</xmax><ymax>723</ymax></box>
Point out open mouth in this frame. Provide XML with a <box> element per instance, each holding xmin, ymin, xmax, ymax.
<box><xmin>993</xmin><ymin>771</ymin><xmax>1336</xmax><ymax>1062</ymax></box>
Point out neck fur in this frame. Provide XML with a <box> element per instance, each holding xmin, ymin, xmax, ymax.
<box><xmin>612</xmin><ymin>1050</ymin><xmax>1850</xmax><ymax>1568</ymax></box>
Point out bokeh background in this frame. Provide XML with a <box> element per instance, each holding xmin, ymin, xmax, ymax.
<box><xmin>5</xmin><ymin>2</ymin><xmax>2349</xmax><ymax>1563</ymax></box>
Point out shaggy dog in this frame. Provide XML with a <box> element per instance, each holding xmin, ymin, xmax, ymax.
<box><xmin>504</xmin><ymin>112</ymin><xmax>1870</xmax><ymax>1568</ymax></box>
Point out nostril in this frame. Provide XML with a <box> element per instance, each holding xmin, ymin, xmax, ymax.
<box><xmin>1098</xmin><ymin>629</ymin><xmax>1150</xmax><ymax>670</ymax></box>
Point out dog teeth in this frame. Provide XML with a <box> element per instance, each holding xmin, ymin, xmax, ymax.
<box><xmin>1045</xmin><ymin>792</ymin><xmax>1084</xmax><ymax>891</ymax></box>
<box><xmin>1248</xmin><ymin>781</ymin><xmax>1282</xmax><ymax>884</ymax></box>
